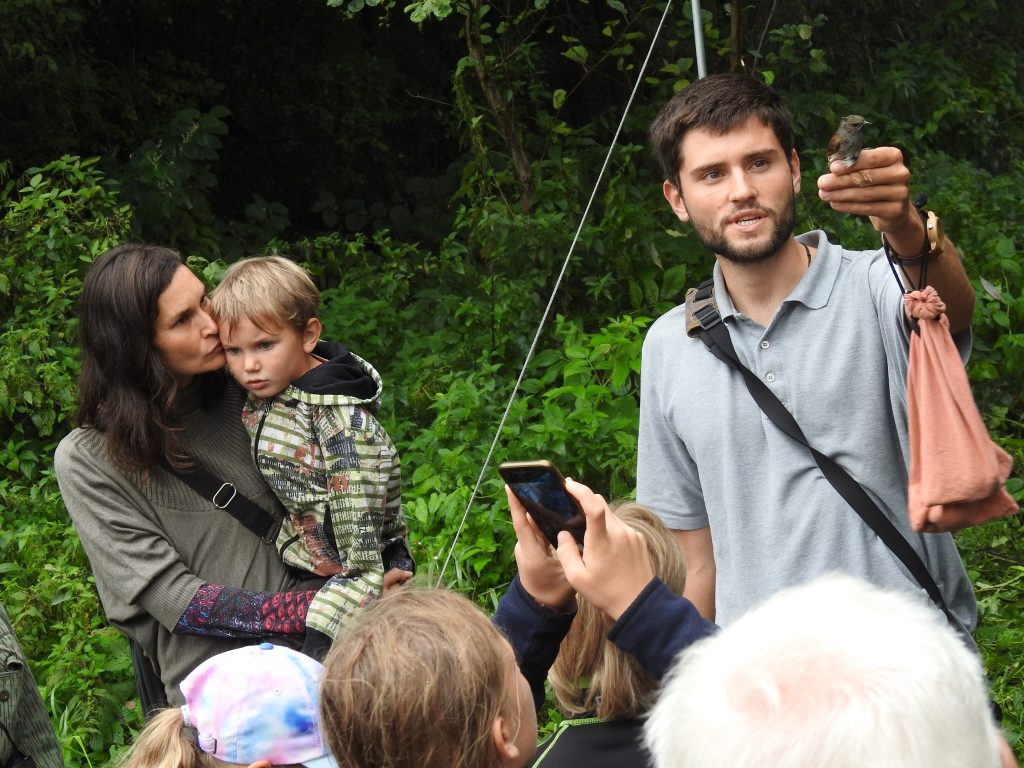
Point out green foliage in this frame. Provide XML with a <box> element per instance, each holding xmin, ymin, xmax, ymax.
<box><xmin>122</xmin><ymin>106</ymin><xmax>233</xmax><ymax>252</ymax></box>
<box><xmin>957</xmin><ymin>517</ymin><xmax>1024</xmax><ymax>748</ymax></box>
<box><xmin>1</xmin><ymin>0</ymin><xmax>1022</xmax><ymax>762</ymax></box>
<box><xmin>0</xmin><ymin>473</ymin><xmax>143</xmax><ymax>767</ymax></box>
<box><xmin>1</xmin><ymin>0</ymin><xmax>461</xmax><ymax>252</ymax></box>
<box><xmin>918</xmin><ymin>157</ymin><xmax>1024</xmax><ymax>439</ymax></box>
<box><xmin>0</xmin><ymin>156</ymin><xmax>130</xmax><ymax>477</ymax></box>
<box><xmin>752</xmin><ymin>13</ymin><xmax>830</xmax><ymax>93</ymax></box>
<box><xmin>0</xmin><ymin>157</ymin><xmax>139</xmax><ymax>767</ymax></box>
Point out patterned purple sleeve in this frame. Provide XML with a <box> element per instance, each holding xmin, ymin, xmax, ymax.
<box><xmin>174</xmin><ymin>583</ymin><xmax>318</xmax><ymax>638</ymax></box>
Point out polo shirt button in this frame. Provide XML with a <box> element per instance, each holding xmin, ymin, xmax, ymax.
<box><xmin>0</xmin><ymin>690</ymin><xmax>8</xmax><ymax>702</ymax></box>
<box><xmin>765</xmin><ymin>372</ymin><xmax>776</xmax><ymax>382</ymax></box>
<box><xmin>760</xmin><ymin>340</ymin><xmax>770</xmax><ymax>349</ymax></box>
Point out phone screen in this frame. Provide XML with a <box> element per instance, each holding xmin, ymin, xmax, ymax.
<box><xmin>498</xmin><ymin>460</ymin><xmax>586</xmax><ymax>547</ymax></box>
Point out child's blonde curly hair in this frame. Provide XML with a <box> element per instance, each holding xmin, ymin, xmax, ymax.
<box><xmin>210</xmin><ymin>255</ymin><xmax>319</xmax><ymax>334</ymax></box>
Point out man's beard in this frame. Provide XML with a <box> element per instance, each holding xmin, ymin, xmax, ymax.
<box><xmin>690</xmin><ymin>193</ymin><xmax>797</xmax><ymax>265</ymax></box>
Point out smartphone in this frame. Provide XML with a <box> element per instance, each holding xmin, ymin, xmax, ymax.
<box><xmin>498</xmin><ymin>460</ymin><xmax>586</xmax><ymax>548</ymax></box>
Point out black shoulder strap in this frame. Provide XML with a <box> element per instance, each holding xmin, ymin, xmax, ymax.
<box><xmin>165</xmin><ymin>459</ymin><xmax>279</xmax><ymax>541</ymax></box>
<box><xmin>129</xmin><ymin>638</ymin><xmax>169</xmax><ymax>720</ymax></box>
<box><xmin>684</xmin><ymin>279</ymin><xmax>955</xmax><ymax>625</ymax></box>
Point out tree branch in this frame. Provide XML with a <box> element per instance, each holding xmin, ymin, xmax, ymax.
<box><xmin>464</xmin><ymin>0</ymin><xmax>534</xmax><ymax>214</ymax></box>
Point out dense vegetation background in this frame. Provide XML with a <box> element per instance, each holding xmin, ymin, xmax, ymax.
<box><xmin>1</xmin><ymin>0</ymin><xmax>1022</xmax><ymax>763</ymax></box>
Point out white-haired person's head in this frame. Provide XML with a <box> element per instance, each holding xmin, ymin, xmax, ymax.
<box><xmin>645</xmin><ymin>573</ymin><xmax>1002</xmax><ymax>768</ymax></box>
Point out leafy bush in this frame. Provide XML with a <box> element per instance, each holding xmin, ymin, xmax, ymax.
<box><xmin>1</xmin><ymin>1</ymin><xmax>1022</xmax><ymax>761</ymax></box>
<box><xmin>0</xmin><ymin>157</ymin><xmax>140</xmax><ymax>766</ymax></box>
<box><xmin>0</xmin><ymin>155</ymin><xmax>129</xmax><ymax>477</ymax></box>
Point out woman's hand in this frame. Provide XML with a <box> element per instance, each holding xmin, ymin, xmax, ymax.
<box><xmin>506</xmin><ymin>485</ymin><xmax>574</xmax><ymax>609</ymax></box>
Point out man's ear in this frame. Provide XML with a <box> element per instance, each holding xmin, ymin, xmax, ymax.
<box><xmin>490</xmin><ymin>714</ymin><xmax>523</xmax><ymax>765</ymax></box>
<box><xmin>663</xmin><ymin>179</ymin><xmax>689</xmax><ymax>222</ymax></box>
<box><xmin>245</xmin><ymin>761</ymin><xmax>273</xmax><ymax>768</ymax></box>
<box><xmin>790</xmin><ymin>148</ymin><xmax>801</xmax><ymax>194</ymax></box>
<box><xmin>303</xmin><ymin>317</ymin><xmax>322</xmax><ymax>353</ymax></box>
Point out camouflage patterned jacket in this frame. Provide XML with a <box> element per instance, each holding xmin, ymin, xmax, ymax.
<box><xmin>241</xmin><ymin>341</ymin><xmax>408</xmax><ymax>576</ymax></box>
<box><xmin>1</xmin><ymin>603</ymin><xmax>64</xmax><ymax>768</ymax></box>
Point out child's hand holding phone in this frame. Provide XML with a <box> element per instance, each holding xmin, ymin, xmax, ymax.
<box><xmin>501</xmin><ymin>465</ymin><xmax>656</xmax><ymax>620</ymax></box>
<box><xmin>505</xmin><ymin>484</ymin><xmax>574</xmax><ymax>609</ymax></box>
<box><xmin>553</xmin><ymin>478</ymin><xmax>655</xmax><ymax>621</ymax></box>
<box><xmin>498</xmin><ymin>460</ymin><xmax>586</xmax><ymax>549</ymax></box>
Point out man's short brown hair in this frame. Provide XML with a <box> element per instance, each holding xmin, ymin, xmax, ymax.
<box><xmin>649</xmin><ymin>73</ymin><xmax>795</xmax><ymax>189</ymax></box>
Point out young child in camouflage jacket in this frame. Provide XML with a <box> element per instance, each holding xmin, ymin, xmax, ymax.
<box><xmin>211</xmin><ymin>256</ymin><xmax>413</xmax><ymax>657</ymax></box>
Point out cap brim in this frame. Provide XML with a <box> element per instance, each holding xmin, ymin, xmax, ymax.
<box><xmin>303</xmin><ymin>754</ymin><xmax>339</xmax><ymax>768</ymax></box>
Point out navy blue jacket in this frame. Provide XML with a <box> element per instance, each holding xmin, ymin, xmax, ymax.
<box><xmin>492</xmin><ymin>574</ymin><xmax>717</xmax><ymax>766</ymax></box>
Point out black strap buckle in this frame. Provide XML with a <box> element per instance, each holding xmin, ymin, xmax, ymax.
<box><xmin>261</xmin><ymin>518</ymin><xmax>283</xmax><ymax>546</ymax></box>
<box><xmin>685</xmin><ymin>279</ymin><xmax>721</xmax><ymax>337</ymax></box>
<box><xmin>694</xmin><ymin>303</ymin><xmax>721</xmax><ymax>331</ymax></box>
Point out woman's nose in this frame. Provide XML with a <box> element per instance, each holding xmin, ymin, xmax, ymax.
<box><xmin>200</xmin><ymin>307</ymin><xmax>219</xmax><ymax>336</ymax></box>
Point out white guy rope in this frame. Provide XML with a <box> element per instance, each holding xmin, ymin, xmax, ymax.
<box><xmin>435</xmin><ymin>0</ymin><xmax>676</xmax><ymax>586</ymax></box>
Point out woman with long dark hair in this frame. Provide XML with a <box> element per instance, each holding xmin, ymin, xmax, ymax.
<box><xmin>55</xmin><ymin>244</ymin><xmax>320</xmax><ymax>706</ymax></box>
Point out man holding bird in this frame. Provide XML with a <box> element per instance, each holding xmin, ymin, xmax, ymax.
<box><xmin>637</xmin><ymin>73</ymin><xmax>977</xmax><ymax>638</ymax></box>
<box><xmin>827</xmin><ymin>114</ymin><xmax>871</xmax><ymax>167</ymax></box>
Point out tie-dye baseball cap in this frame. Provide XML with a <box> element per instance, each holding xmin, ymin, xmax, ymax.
<box><xmin>179</xmin><ymin>642</ymin><xmax>337</xmax><ymax>768</ymax></box>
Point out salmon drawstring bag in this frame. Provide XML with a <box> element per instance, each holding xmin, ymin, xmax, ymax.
<box><xmin>904</xmin><ymin>286</ymin><xmax>1019</xmax><ymax>533</ymax></box>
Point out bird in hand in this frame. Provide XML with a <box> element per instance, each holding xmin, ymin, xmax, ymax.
<box><xmin>827</xmin><ymin>114</ymin><xmax>871</xmax><ymax>168</ymax></box>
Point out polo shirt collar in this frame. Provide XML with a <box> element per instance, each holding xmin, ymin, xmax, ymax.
<box><xmin>789</xmin><ymin>230</ymin><xmax>841</xmax><ymax>310</ymax></box>
<box><xmin>711</xmin><ymin>230</ymin><xmax>841</xmax><ymax>319</ymax></box>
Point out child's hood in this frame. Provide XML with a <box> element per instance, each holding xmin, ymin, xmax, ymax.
<box><xmin>287</xmin><ymin>339</ymin><xmax>383</xmax><ymax>406</ymax></box>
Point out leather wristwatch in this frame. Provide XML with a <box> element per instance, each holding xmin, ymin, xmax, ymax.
<box><xmin>924</xmin><ymin>209</ymin><xmax>946</xmax><ymax>258</ymax></box>
<box><xmin>885</xmin><ymin>205</ymin><xmax>945</xmax><ymax>263</ymax></box>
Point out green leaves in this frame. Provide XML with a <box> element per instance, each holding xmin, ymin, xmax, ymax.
<box><xmin>404</xmin><ymin>0</ymin><xmax>454</xmax><ymax>22</ymax></box>
<box><xmin>122</xmin><ymin>106</ymin><xmax>232</xmax><ymax>251</ymax></box>
<box><xmin>0</xmin><ymin>156</ymin><xmax>136</xmax><ymax>764</ymax></box>
<box><xmin>0</xmin><ymin>157</ymin><xmax>129</xmax><ymax>467</ymax></box>
<box><xmin>563</xmin><ymin>44</ymin><xmax>588</xmax><ymax>66</ymax></box>
<box><xmin>2</xmin><ymin>0</ymin><xmax>1023</xmax><ymax>759</ymax></box>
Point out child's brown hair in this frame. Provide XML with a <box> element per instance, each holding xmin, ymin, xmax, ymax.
<box><xmin>320</xmin><ymin>587</ymin><xmax>527</xmax><ymax>768</ymax></box>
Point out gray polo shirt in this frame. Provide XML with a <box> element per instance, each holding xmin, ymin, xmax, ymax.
<box><xmin>637</xmin><ymin>231</ymin><xmax>977</xmax><ymax>637</ymax></box>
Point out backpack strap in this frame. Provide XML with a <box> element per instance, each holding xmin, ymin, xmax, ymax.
<box><xmin>164</xmin><ymin>460</ymin><xmax>280</xmax><ymax>542</ymax></box>
<box><xmin>684</xmin><ymin>278</ymin><xmax>719</xmax><ymax>337</ymax></box>
<box><xmin>683</xmin><ymin>282</ymin><xmax>956</xmax><ymax>626</ymax></box>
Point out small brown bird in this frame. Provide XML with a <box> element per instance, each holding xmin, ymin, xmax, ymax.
<box><xmin>827</xmin><ymin>115</ymin><xmax>871</xmax><ymax>167</ymax></box>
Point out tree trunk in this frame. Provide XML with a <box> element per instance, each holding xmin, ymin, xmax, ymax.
<box><xmin>464</xmin><ymin>0</ymin><xmax>534</xmax><ymax>214</ymax></box>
